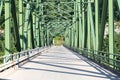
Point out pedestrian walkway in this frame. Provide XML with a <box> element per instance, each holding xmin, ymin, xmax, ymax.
<box><xmin>0</xmin><ymin>46</ymin><xmax>120</xmax><ymax>80</ymax></box>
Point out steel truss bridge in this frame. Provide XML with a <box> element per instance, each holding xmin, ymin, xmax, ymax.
<box><xmin>0</xmin><ymin>0</ymin><xmax>120</xmax><ymax>80</ymax></box>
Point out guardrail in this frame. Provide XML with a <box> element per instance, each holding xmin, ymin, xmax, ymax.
<box><xmin>65</xmin><ymin>45</ymin><xmax>120</xmax><ymax>74</ymax></box>
<box><xmin>79</xmin><ymin>48</ymin><xmax>120</xmax><ymax>70</ymax></box>
<box><xmin>0</xmin><ymin>47</ymin><xmax>48</xmax><ymax>72</ymax></box>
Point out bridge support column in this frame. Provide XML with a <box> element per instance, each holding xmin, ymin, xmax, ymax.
<box><xmin>82</xmin><ymin>0</ymin><xmax>87</xmax><ymax>50</ymax></box>
<box><xmin>77</xmin><ymin>0</ymin><xmax>82</xmax><ymax>49</ymax></box>
<box><xmin>5</xmin><ymin>0</ymin><xmax>11</xmax><ymax>55</ymax></box>
<box><xmin>109</xmin><ymin>0</ymin><xmax>114</xmax><ymax>67</ymax></box>
<box><xmin>35</xmin><ymin>16</ymin><xmax>39</xmax><ymax>47</ymax></box>
<box><xmin>33</xmin><ymin>13</ymin><xmax>36</xmax><ymax>47</ymax></box>
<box><xmin>74</xmin><ymin>1</ymin><xmax>79</xmax><ymax>49</ymax></box>
<box><xmin>95</xmin><ymin>0</ymin><xmax>99</xmax><ymax>52</ymax></box>
<box><xmin>87</xmin><ymin>7</ymin><xmax>91</xmax><ymax>57</ymax></box>
<box><xmin>23</xmin><ymin>3</ymin><xmax>30</xmax><ymax>50</ymax></box>
<box><xmin>19</xmin><ymin>0</ymin><xmax>24</xmax><ymax>50</ymax></box>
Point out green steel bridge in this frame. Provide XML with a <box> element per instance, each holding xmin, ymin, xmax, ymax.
<box><xmin>0</xmin><ymin>0</ymin><xmax>120</xmax><ymax>80</ymax></box>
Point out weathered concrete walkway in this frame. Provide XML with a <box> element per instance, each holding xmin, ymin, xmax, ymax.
<box><xmin>0</xmin><ymin>46</ymin><xmax>120</xmax><ymax>80</ymax></box>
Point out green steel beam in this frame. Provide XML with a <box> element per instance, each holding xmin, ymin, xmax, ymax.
<box><xmin>88</xmin><ymin>0</ymin><xmax>96</xmax><ymax>51</ymax></box>
<box><xmin>87</xmin><ymin>5</ymin><xmax>91</xmax><ymax>57</ymax></box>
<box><xmin>32</xmin><ymin>13</ymin><xmax>36</xmax><ymax>47</ymax></box>
<box><xmin>5</xmin><ymin>0</ymin><xmax>11</xmax><ymax>55</ymax></box>
<box><xmin>28</xmin><ymin>17</ymin><xmax>32</xmax><ymax>49</ymax></box>
<box><xmin>40</xmin><ymin>4</ymin><xmax>45</xmax><ymax>47</ymax></box>
<box><xmin>77</xmin><ymin>0</ymin><xmax>83</xmax><ymax>48</ymax></box>
<box><xmin>71</xmin><ymin>27</ymin><xmax>74</xmax><ymax>48</ymax></box>
<box><xmin>73</xmin><ymin>1</ymin><xmax>77</xmax><ymax>48</ymax></box>
<box><xmin>69</xmin><ymin>28</ymin><xmax>72</xmax><ymax>47</ymax></box>
<box><xmin>82</xmin><ymin>0</ymin><xmax>87</xmax><ymax>49</ymax></box>
<box><xmin>19</xmin><ymin>0</ymin><xmax>24</xmax><ymax>50</ymax></box>
<box><xmin>117</xmin><ymin>0</ymin><xmax>120</xmax><ymax>13</ymax></box>
<box><xmin>23</xmin><ymin>3</ymin><xmax>31</xmax><ymax>50</ymax></box>
<box><xmin>75</xmin><ymin>1</ymin><xmax>79</xmax><ymax>48</ymax></box>
<box><xmin>30</xmin><ymin>13</ymin><xmax>35</xmax><ymax>48</ymax></box>
<box><xmin>47</xmin><ymin>29</ymin><xmax>50</xmax><ymax>46</ymax></box>
<box><xmin>95</xmin><ymin>0</ymin><xmax>99</xmax><ymax>51</ymax></box>
<box><xmin>35</xmin><ymin>0</ymin><xmax>40</xmax><ymax>47</ymax></box>
<box><xmin>11</xmin><ymin>0</ymin><xmax>21</xmax><ymax>51</ymax></box>
<box><xmin>99</xmin><ymin>0</ymin><xmax>108</xmax><ymax>51</ymax></box>
<box><xmin>35</xmin><ymin>16</ymin><xmax>39</xmax><ymax>47</ymax></box>
<box><xmin>109</xmin><ymin>0</ymin><xmax>114</xmax><ymax>65</ymax></box>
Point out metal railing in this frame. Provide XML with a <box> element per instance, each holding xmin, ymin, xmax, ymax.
<box><xmin>65</xmin><ymin>45</ymin><xmax>120</xmax><ymax>73</ymax></box>
<box><xmin>0</xmin><ymin>47</ymin><xmax>48</xmax><ymax>72</ymax></box>
<box><xmin>80</xmin><ymin>48</ymin><xmax>120</xmax><ymax>68</ymax></box>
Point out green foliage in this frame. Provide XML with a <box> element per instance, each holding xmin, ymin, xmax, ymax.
<box><xmin>0</xmin><ymin>52</ymin><xmax>4</xmax><ymax>64</ymax></box>
<box><xmin>0</xmin><ymin>34</ymin><xmax>5</xmax><ymax>64</ymax></box>
<box><xmin>103</xmin><ymin>32</ymin><xmax>120</xmax><ymax>54</ymax></box>
<box><xmin>102</xmin><ymin>35</ymin><xmax>109</xmax><ymax>52</ymax></box>
<box><xmin>53</xmin><ymin>36</ymin><xmax>64</xmax><ymax>46</ymax></box>
<box><xmin>0</xmin><ymin>34</ymin><xmax>4</xmax><ymax>53</ymax></box>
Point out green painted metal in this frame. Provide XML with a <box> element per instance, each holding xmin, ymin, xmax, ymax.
<box><xmin>88</xmin><ymin>0</ymin><xmax>96</xmax><ymax>51</ymax></box>
<box><xmin>77</xmin><ymin>0</ymin><xmax>83</xmax><ymax>48</ymax></box>
<box><xmin>35</xmin><ymin>0</ymin><xmax>40</xmax><ymax>47</ymax></box>
<box><xmin>117</xmin><ymin>0</ymin><xmax>120</xmax><ymax>12</ymax></box>
<box><xmin>35</xmin><ymin>16</ymin><xmax>39</xmax><ymax>47</ymax></box>
<box><xmin>74</xmin><ymin>1</ymin><xmax>78</xmax><ymax>48</ymax></box>
<box><xmin>40</xmin><ymin>4</ymin><xmax>45</xmax><ymax>47</ymax></box>
<box><xmin>109</xmin><ymin>0</ymin><xmax>114</xmax><ymax>65</ymax></box>
<box><xmin>23</xmin><ymin>3</ymin><xmax>31</xmax><ymax>50</ymax></box>
<box><xmin>47</xmin><ymin>29</ymin><xmax>50</xmax><ymax>46</ymax></box>
<box><xmin>30</xmin><ymin>13</ymin><xmax>35</xmax><ymax>48</ymax></box>
<box><xmin>27</xmin><ymin>18</ymin><xmax>32</xmax><ymax>49</ymax></box>
<box><xmin>99</xmin><ymin>0</ymin><xmax>108</xmax><ymax>51</ymax></box>
<box><xmin>11</xmin><ymin>0</ymin><xmax>21</xmax><ymax>51</ymax></box>
<box><xmin>19</xmin><ymin>0</ymin><xmax>24</xmax><ymax>50</ymax></box>
<box><xmin>5</xmin><ymin>0</ymin><xmax>11</xmax><ymax>55</ymax></box>
<box><xmin>95</xmin><ymin>0</ymin><xmax>99</xmax><ymax>51</ymax></box>
<box><xmin>82</xmin><ymin>0</ymin><xmax>87</xmax><ymax>49</ymax></box>
<box><xmin>87</xmin><ymin>6</ymin><xmax>91</xmax><ymax>57</ymax></box>
<box><xmin>33</xmin><ymin>13</ymin><xmax>36</xmax><ymax>47</ymax></box>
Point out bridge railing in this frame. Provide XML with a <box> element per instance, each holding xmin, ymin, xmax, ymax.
<box><xmin>64</xmin><ymin>45</ymin><xmax>120</xmax><ymax>74</ymax></box>
<box><xmin>78</xmin><ymin>48</ymin><xmax>120</xmax><ymax>73</ymax></box>
<box><xmin>0</xmin><ymin>47</ymin><xmax>48</xmax><ymax>72</ymax></box>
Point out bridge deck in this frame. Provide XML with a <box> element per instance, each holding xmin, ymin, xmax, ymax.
<box><xmin>0</xmin><ymin>46</ymin><xmax>120</xmax><ymax>80</ymax></box>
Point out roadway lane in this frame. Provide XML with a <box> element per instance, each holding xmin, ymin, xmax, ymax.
<box><xmin>0</xmin><ymin>46</ymin><xmax>120</xmax><ymax>80</ymax></box>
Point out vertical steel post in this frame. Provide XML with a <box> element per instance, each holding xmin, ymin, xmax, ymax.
<box><xmin>23</xmin><ymin>3</ymin><xmax>30</xmax><ymax>50</ymax></box>
<box><xmin>35</xmin><ymin>17</ymin><xmax>39</xmax><ymax>47</ymax></box>
<box><xmin>88</xmin><ymin>0</ymin><xmax>96</xmax><ymax>51</ymax></box>
<box><xmin>72</xmin><ymin>1</ymin><xmax>76</xmax><ymax>49</ymax></box>
<box><xmin>5</xmin><ymin>0</ymin><xmax>11</xmax><ymax>55</ymax></box>
<box><xmin>87</xmin><ymin>5</ymin><xmax>91</xmax><ymax>57</ymax></box>
<box><xmin>47</xmin><ymin>29</ymin><xmax>50</xmax><ymax>46</ymax></box>
<box><xmin>69</xmin><ymin>28</ymin><xmax>72</xmax><ymax>47</ymax></box>
<box><xmin>74</xmin><ymin>1</ymin><xmax>78</xmax><ymax>48</ymax></box>
<box><xmin>109</xmin><ymin>0</ymin><xmax>114</xmax><ymax>66</ymax></box>
<box><xmin>19</xmin><ymin>0</ymin><xmax>24</xmax><ymax>50</ymax></box>
<box><xmin>33</xmin><ymin>13</ymin><xmax>36</xmax><ymax>47</ymax></box>
<box><xmin>82</xmin><ymin>0</ymin><xmax>87</xmax><ymax>49</ymax></box>
<box><xmin>99</xmin><ymin>0</ymin><xmax>108</xmax><ymax>51</ymax></box>
<box><xmin>28</xmin><ymin>13</ymin><xmax>32</xmax><ymax>49</ymax></box>
<box><xmin>117</xmin><ymin>0</ymin><xmax>120</xmax><ymax>12</ymax></box>
<box><xmin>40</xmin><ymin>4</ymin><xmax>44</xmax><ymax>47</ymax></box>
<box><xmin>77</xmin><ymin>0</ymin><xmax>82</xmax><ymax>49</ymax></box>
<box><xmin>35</xmin><ymin>0</ymin><xmax>40</xmax><ymax>47</ymax></box>
<box><xmin>95</xmin><ymin>0</ymin><xmax>99</xmax><ymax>51</ymax></box>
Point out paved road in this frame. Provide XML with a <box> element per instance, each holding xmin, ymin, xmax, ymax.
<box><xmin>0</xmin><ymin>46</ymin><xmax>120</xmax><ymax>80</ymax></box>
